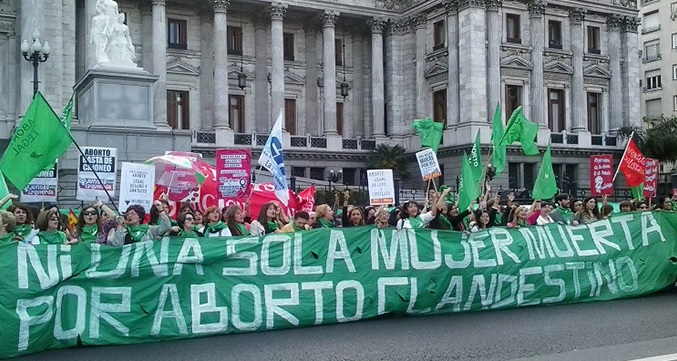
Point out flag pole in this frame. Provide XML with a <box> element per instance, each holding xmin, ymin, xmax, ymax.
<box><xmin>612</xmin><ymin>131</ymin><xmax>634</xmax><ymax>182</ymax></box>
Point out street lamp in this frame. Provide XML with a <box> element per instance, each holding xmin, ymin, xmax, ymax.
<box><xmin>21</xmin><ymin>28</ymin><xmax>50</xmax><ymax>98</ymax></box>
<box><xmin>327</xmin><ymin>169</ymin><xmax>343</xmax><ymax>192</ymax></box>
<box><xmin>237</xmin><ymin>2</ymin><xmax>247</xmax><ymax>90</ymax></box>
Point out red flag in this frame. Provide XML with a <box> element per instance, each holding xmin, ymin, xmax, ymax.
<box><xmin>619</xmin><ymin>138</ymin><xmax>645</xmax><ymax>187</ymax></box>
<box><xmin>297</xmin><ymin>185</ymin><xmax>316</xmax><ymax>212</ymax></box>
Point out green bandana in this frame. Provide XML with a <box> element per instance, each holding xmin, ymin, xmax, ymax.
<box><xmin>438</xmin><ymin>215</ymin><xmax>452</xmax><ymax>230</ymax></box>
<box><xmin>235</xmin><ymin>223</ymin><xmax>250</xmax><ymax>236</ymax></box>
<box><xmin>80</xmin><ymin>224</ymin><xmax>99</xmax><ymax>243</ymax></box>
<box><xmin>206</xmin><ymin>221</ymin><xmax>227</xmax><ymax>234</ymax></box>
<box><xmin>319</xmin><ymin>218</ymin><xmax>335</xmax><ymax>228</ymax></box>
<box><xmin>38</xmin><ymin>231</ymin><xmax>67</xmax><ymax>245</ymax></box>
<box><xmin>266</xmin><ymin>221</ymin><xmax>279</xmax><ymax>232</ymax></box>
<box><xmin>517</xmin><ymin>220</ymin><xmax>529</xmax><ymax>227</ymax></box>
<box><xmin>408</xmin><ymin>216</ymin><xmax>424</xmax><ymax>229</ymax></box>
<box><xmin>14</xmin><ymin>224</ymin><xmax>33</xmax><ymax>238</ymax></box>
<box><xmin>0</xmin><ymin>233</ymin><xmax>14</xmax><ymax>245</ymax></box>
<box><xmin>292</xmin><ymin>222</ymin><xmax>305</xmax><ymax>232</ymax></box>
<box><xmin>178</xmin><ymin>229</ymin><xmax>198</xmax><ymax>238</ymax></box>
<box><xmin>127</xmin><ymin>224</ymin><xmax>150</xmax><ymax>243</ymax></box>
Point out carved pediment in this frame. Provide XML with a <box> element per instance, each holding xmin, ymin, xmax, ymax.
<box><xmin>584</xmin><ymin>63</ymin><xmax>611</xmax><ymax>78</ymax></box>
<box><xmin>425</xmin><ymin>62</ymin><xmax>448</xmax><ymax>78</ymax></box>
<box><xmin>284</xmin><ymin>71</ymin><xmax>305</xmax><ymax>85</ymax></box>
<box><xmin>167</xmin><ymin>60</ymin><xmax>200</xmax><ymax>76</ymax></box>
<box><xmin>500</xmin><ymin>54</ymin><xmax>533</xmax><ymax>70</ymax></box>
<box><xmin>543</xmin><ymin>60</ymin><xmax>573</xmax><ymax>74</ymax></box>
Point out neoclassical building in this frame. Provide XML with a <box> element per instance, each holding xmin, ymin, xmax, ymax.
<box><xmin>0</xmin><ymin>0</ymin><xmax>641</xmax><ymax>200</ymax></box>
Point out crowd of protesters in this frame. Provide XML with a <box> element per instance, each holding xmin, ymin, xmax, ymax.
<box><xmin>0</xmin><ymin>184</ymin><xmax>675</xmax><ymax>246</ymax></box>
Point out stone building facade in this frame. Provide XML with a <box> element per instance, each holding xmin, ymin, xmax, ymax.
<box><xmin>0</xmin><ymin>0</ymin><xmax>641</xmax><ymax>202</ymax></box>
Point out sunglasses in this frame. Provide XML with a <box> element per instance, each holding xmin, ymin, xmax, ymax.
<box><xmin>185</xmin><ymin>217</ymin><xmax>194</xmax><ymax>221</ymax></box>
<box><xmin>83</xmin><ymin>211</ymin><xmax>98</xmax><ymax>216</ymax></box>
<box><xmin>639</xmin><ymin>206</ymin><xmax>648</xmax><ymax>209</ymax></box>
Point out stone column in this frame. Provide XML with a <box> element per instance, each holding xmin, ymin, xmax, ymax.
<box><xmin>446</xmin><ymin>1</ymin><xmax>459</xmax><ymax>126</ymax></box>
<box><xmin>370</xmin><ymin>17</ymin><xmax>387</xmax><ymax>137</ymax></box>
<box><xmin>458</xmin><ymin>0</ymin><xmax>487</xmax><ymax>124</ymax></box>
<box><xmin>486</xmin><ymin>0</ymin><xmax>502</xmax><ymax>119</ymax></box>
<box><xmin>270</xmin><ymin>2</ymin><xmax>287</xmax><ymax>128</ymax></box>
<box><xmin>352</xmin><ymin>31</ymin><xmax>365</xmax><ymax>137</ymax></box>
<box><xmin>200</xmin><ymin>10</ymin><xmax>214</xmax><ymax>130</ymax></box>
<box><xmin>140</xmin><ymin>2</ymin><xmax>153</xmax><ymax>72</ymax></box>
<box><xmin>607</xmin><ymin>15</ymin><xmax>623</xmax><ymax>133</ymax></box>
<box><xmin>152</xmin><ymin>0</ymin><xmax>169</xmax><ymax>129</ymax></box>
<box><xmin>254</xmin><ymin>14</ymin><xmax>269</xmax><ymax>133</ymax></box>
<box><xmin>528</xmin><ymin>0</ymin><xmax>545</xmax><ymax>125</ymax></box>
<box><xmin>569</xmin><ymin>8</ymin><xmax>586</xmax><ymax>132</ymax></box>
<box><xmin>322</xmin><ymin>10</ymin><xmax>340</xmax><ymax>135</ymax></box>
<box><xmin>213</xmin><ymin>0</ymin><xmax>230</xmax><ymax>130</ymax></box>
<box><xmin>621</xmin><ymin>16</ymin><xmax>640</xmax><ymax>128</ymax></box>
<box><xmin>413</xmin><ymin>13</ymin><xmax>427</xmax><ymax>119</ymax></box>
<box><xmin>7</xmin><ymin>34</ymin><xmax>17</xmax><ymax>124</ymax></box>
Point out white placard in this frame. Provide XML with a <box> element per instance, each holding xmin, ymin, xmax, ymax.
<box><xmin>367</xmin><ymin>169</ymin><xmax>395</xmax><ymax>206</ymax></box>
<box><xmin>118</xmin><ymin>162</ymin><xmax>155</xmax><ymax>213</ymax></box>
<box><xmin>415</xmin><ymin>149</ymin><xmax>442</xmax><ymax>181</ymax></box>
<box><xmin>21</xmin><ymin>163</ymin><xmax>58</xmax><ymax>203</ymax></box>
<box><xmin>77</xmin><ymin>147</ymin><xmax>118</xmax><ymax>201</ymax></box>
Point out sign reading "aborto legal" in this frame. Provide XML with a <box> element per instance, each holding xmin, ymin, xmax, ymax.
<box><xmin>3</xmin><ymin>212</ymin><xmax>677</xmax><ymax>358</ymax></box>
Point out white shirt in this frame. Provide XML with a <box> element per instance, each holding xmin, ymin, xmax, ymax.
<box><xmin>536</xmin><ymin>215</ymin><xmax>554</xmax><ymax>225</ymax></box>
<box><xmin>199</xmin><ymin>225</ymin><xmax>232</xmax><ymax>238</ymax></box>
<box><xmin>396</xmin><ymin>212</ymin><xmax>435</xmax><ymax>230</ymax></box>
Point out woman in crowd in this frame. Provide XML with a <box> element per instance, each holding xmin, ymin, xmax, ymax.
<box><xmin>536</xmin><ymin>202</ymin><xmax>555</xmax><ymax>225</ymax></box>
<box><xmin>193</xmin><ymin>209</ymin><xmax>204</xmax><ymax>229</ymax></box>
<box><xmin>448</xmin><ymin>200</ymin><xmax>474</xmax><ymax>232</ymax></box>
<box><xmin>0</xmin><ymin>210</ymin><xmax>18</xmax><ymax>244</ymax></box>
<box><xmin>636</xmin><ymin>201</ymin><xmax>649</xmax><ymax>211</ymax></box>
<box><xmin>10</xmin><ymin>203</ymin><xmax>36</xmax><ymax>241</ymax></box>
<box><xmin>571</xmin><ymin>196</ymin><xmax>600</xmax><ymax>225</ymax></box>
<box><xmin>75</xmin><ymin>199</ymin><xmax>116</xmax><ymax>243</ymax></box>
<box><xmin>311</xmin><ymin>204</ymin><xmax>336</xmax><ymax>229</ymax></box>
<box><xmin>571</xmin><ymin>199</ymin><xmax>584</xmax><ymax>216</ymax></box>
<box><xmin>427</xmin><ymin>189</ymin><xmax>453</xmax><ymax>231</ymax></box>
<box><xmin>36</xmin><ymin>209</ymin><xmax>77</xmax><ymax>245</ymax></box>
<box><xmin>658</xmin><ymin>197</ymin><xmax>675</xmax><ymax>211</ymax></box>
<box><xmin>396</xmin><ymin>189</ymin><xmax>445</xmax><ymax>229</ymax></box>
<box><xmin>281</xmin><ymin>211</ymin><xmax>310</xmax><ymax>232</ymax></box>
<box><xmin>470</xmin><ymin>209</ymin><xmax>491</xmax><ymax>233</ymax></box>
<box><xmin>224</xmin><ymin>204</ymin><xmax>251</xmax><ymax>237</ymax></box>
<box><xmin>341</xmin><ymin>190</ymin><xmax>366</xmax><ymax>227</ymax></box>
<box><xmin>364</xmin><ymin>206</ymin><xmax>376</xmax><ymax>225</ymax></box>
<box><xmin>250</xmin><ymin>202</ymin><xmax>283</xmax><ymax>235</ymax></box>
<box><xmin>308</xmin><ymin>211</ymin><xmax>317</xmax><ymax>227</ymax></box>
<box><xmin>169</xmin><ymin>212</ymin><xmax>203</xmax><ymax>237</ymax></box>
<box><xmin>151</xmin><ymin>198</ymin><xmax>177</xmax><ymax>227</ymax></box>
<box><xmin>109</xmin><ymin>201</ymin><xmax>171</xmax><ymax>246</ymax></box>
<box><xmin>199</xmin><ymin>206</ymin><xmax>232</xmax><ymax>237</ymax></box>
<box><xmin>507</xmin><ymin>206</ymin><xmax>531</xmax><ymax>228</ymax></box>
<box><xmin>619</xmin><ymin>200</ymin><xmax>634</xmax><ymax>213</ymax></box>
<box><xmin>374</xmin><ymin>206</ymin><xmax>392</xmax><ymax>229</ymax></box>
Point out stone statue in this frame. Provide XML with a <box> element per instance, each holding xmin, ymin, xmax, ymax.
<box><xmin>90</xmin><ymin>0</ymin><xmax>137</xmax><ymax>67</ymax></box>
<box><xmin>108</xmin><ymin>13</ymin><xmax>135</xmax><ymax>63</ymax></box>
<box><xmin>90</xmin><ymin>1</ymin><xmax>110</xmax><ymax>64</ymax></box>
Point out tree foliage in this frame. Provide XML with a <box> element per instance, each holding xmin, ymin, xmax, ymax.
<box><xmin>619</xmin><ymin>116</ymin><xmax>677</xmax><ymax>163</ymax></box>
<box><xmin>366</xmin><ymin>144</ymin><xmax>412</xmax><ymax>181</ymax></box>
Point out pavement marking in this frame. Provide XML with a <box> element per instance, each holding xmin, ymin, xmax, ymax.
<box><xmin>628</xmin><ymin>354</ymin><xmax>677</xmax><ymax>361</ymax></box>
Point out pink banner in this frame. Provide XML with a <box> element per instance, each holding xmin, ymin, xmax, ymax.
<box><xmin>216</xmin><ymin>149</ymin><xmax>252</xmax><ymax>200</ymax></box>
<box><xmin>644</xmin><ymin>158</ymin><xmax>659</xmax><ymax>197</ymax></box>
<box><xmin>590</xmin><ymin>154</ymin><xmax>614</xmax><ymax>196</ymax></box>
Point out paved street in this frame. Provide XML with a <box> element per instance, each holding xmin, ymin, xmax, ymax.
<box><xmin>14</xmin><ymin>292</ymin><xmax>677</xmax><ymax>361</ymax></box>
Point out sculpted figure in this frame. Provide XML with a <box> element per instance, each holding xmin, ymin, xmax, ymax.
<box><xmin>108</xmin><ymin>12</ymin><xmax>135</xmax><ymax>63</ymax></box>
<box><xmin>90</xmin><ymin>1</ymin><xmax>110</xmax><ymax>64</ymax></box>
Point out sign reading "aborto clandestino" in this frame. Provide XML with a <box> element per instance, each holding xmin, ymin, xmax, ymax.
<box><xmin>3</xmin><ymin>212</ymin><xmax>677</xmax><ymax>358</ymax></box>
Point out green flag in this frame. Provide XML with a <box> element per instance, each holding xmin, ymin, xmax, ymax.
<box><xmin>532</xmin><ymin>143</ymin><xmax>558</xmax><ymax>200</ymax></box>
<box><xmin>458</xmin><ymin>152</ymin><xmax>481</xmax><ymax>211</ymax></box>
<box><xmin>631</xmin><ymin>184</ymin><xmax>644</xmax><ymax>201</ymax></box>
<box><xmin>0</xmin><ymin>92</ymin><xmax>72</xmax><ymax>190</ymax></box>
<box><xmin>468</xmin><ymin>130</ymin><xmax>483</xmax><ymax>185</ymax></box>
<box><xmin>413</xmin><ymin>118</ymin><xmax>444</xmax><ymax>152</ymax></box>
<box><xmin>491</xmin><ymin>104</ymin><xmax>506</xmax><ymax>176</ymax></box>
<box><xmin>500</xmin><ymin>106</ymin><xmax>540</xmax><ymax>156</ymax></box>
<box><xmin>0</xmin><ymin>171</ymin><xmax>11</xmax><ymax>211</ymax></box>
<box><xmin>60</xmin><ymin>94</ymin><xmax>74</xmax><ymax>131</ymax></box>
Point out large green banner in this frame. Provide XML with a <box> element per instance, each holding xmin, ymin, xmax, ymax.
<box><xmin>3</xmin><ymin>212</ymin><xmax>677</xmax><ymax>358</ymax></box>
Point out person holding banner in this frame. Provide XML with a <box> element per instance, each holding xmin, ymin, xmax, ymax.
<box><xmin>169</xmin><ymin>212</ymin><xmax>203</xmax><ymax>238</ymax></box>
<box><xmin>9</xmin><ymin>204</ymin><xmax>36</xmax><ymax>241</ymax></box>
<box><xmin>341</xmin><ymin>190</ymin><xmax>366</xmax><ymax>228</ymax></box>
<box><xmin>224</xmin><ymin>204</ymin><xmax>251</xmax><ymax>237</ymax></box>
<box><xmin>373</xmin><ymin>206</ymin><xmax>392</xmax><ymax>229</ymax></box>
<box><xmin>36</xmin><ymin>209</ymin><xmax>78</xmax><ymax>245</ymax></box>
<box><xmin>75</xmin><ymin>199</ymin><xmax>116</xmax><ymax>243</ymax></box>
<box><xmin>280</xmin><ymin>211</ymin><xmax>311</xmax><ymax>232</ymax></box>
<box><xmin>0</xmin><ymin>210</ymin><xmax>19</xmax><ymax>244</ymax></box>
<box><xmin>571</xmin><ymin>196</ymin><xmax>600</xmax><ymax>226</ymax></box>
<box><xmin>199</xmin><ymin>206</ymin><xmax>232</xmax><ymax>238</ymax></box>
<box><xmin>109</xmin><ymin>202</ymin><xmax>171</xmax><ymax>246</ymax></box>
<box><xmin>396</xmin><ymin>197</ymin><xmax>442</xmax><ymax>230</ymax></box>
<box><xmin>658</xmin><ymin>196</ymin><xmax>676</xmax><ymax>211</ymax></box>
<box><xmin>250</xmin><ymin>202</ymin><xmax>284</xmax><ymax>235</ymax></box>
<box><xmin>310</xmin><ymin>204</ymin><xmax>336</xmax><ymax>229</ymax></box>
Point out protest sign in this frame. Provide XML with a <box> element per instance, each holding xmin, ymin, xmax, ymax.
<box><xmin>643</xmin><ymin>158</ymin><xmax>659</xmax><ymax>197</ymax></box>
<box><xmin>77</xmin><ymin>147</ymin><xmax>117</xmax><ymax>201</ymax></box>
<box><xmin>2</xmin><ymin>212</ymin><xmax>677</xmax><ymax>358</ymax></box>
<box><xmin>590</xmin><ymin>154</ymin><xmax>614</xmax><ymax>196</ymax></box>
<box><xmin>216</xmin><ymin>149</ymin><xmax>251</xmax><ymax>200</ymax></box>
<box><xmin>20</xmin><ymin>163</ymin><xmax>58</xmax><ymax>203</ymax></box>
<box><xmin>118</xmin><ymin>162</ymin><xmax>155</xmax><ymax>212</ymax></box>
<box><xmin>367</xmin><ymin>169</ymin><xmax>395</xmax><ymax>205</ymax></box>
<box><xmin>415</xmin><ymin>149</ymin><xmax>441</xmax><ymax>181</ymax></box>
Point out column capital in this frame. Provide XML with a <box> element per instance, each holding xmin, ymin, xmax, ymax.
<box><xmin>213</xmin><ymin>0</ymin><xmax>230</xmax><ymax>13</ymax></box>
<box><xmin>606</xmin><ymin>14</ymin><xmax>623</xmax><ymax>31</ymax></box>
<box><xmin>410</xmin><ymin>12</ymin><xmax>427</xmax><ymax>28</ymax></box>
<box><xmin>270</xmin><ymin>2</ymin><xmax>288</xmax><ymax>21</ymax></box>
<box><xmin>458</xmin><ymin>0</ymin><xmax>486</xmax><ymax>11</ymax></box>
<box><xmin>139</xmin><ymin>0</ymin><xmax>153</xmax><ymax>15</ymax></box>
<box><xmin>486</xmin><ymin>0</ymin><xmax>503</xmax><ymax>11</ymax></box>
<box><xmin>622</xmin><ymin>16</ymin><xmax>640</xmax><ymax>33</ymax></box>
<box><xmin>527</xmin><ymin>0</ymin><xmax>546</xmax><ymax>17</ymax></box>
<box><xmin>389</xmin><ymin>17</ymin><xmax>411</xmax><ymax>34</ymax></box>
<box><xmin>198</xmin><ymin>8</ymin><xmax>213</xmax><ymax>22</ymax></box>
<box><xmin>444</xmin><ymin>0</ymin><xmax>460</xmax><ymax>13</ymax></box>
<box><xmin>323</xmin><ymin>10</ymin><xmax>340</xmax><ymax>27</ymax></box>
<box><xmin>253</xmin><ymin>12</ymin><xmax>268</xmax><ymax>29</ymax></box>
<box><xmin>151</xmin><ymin>0</ymin><xmax>165</xmax><ymax>6</ymax></box>
<box><xmin>369</xmin><ymin>17</ymin><xmax>388</xmax><ymax>34</ymax></box>
<box><xmin>568</xmin><ymin>8</ymin><xmax>587</xmax><ymax>24</ymax></box>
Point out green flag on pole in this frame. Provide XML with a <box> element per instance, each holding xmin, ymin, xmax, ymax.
<box><xmin>60</xmin><ymin>94</ymin><xmax>74</xmax><ymax>132</ymax></box>
<box><xmin>468</xmin><ymin>130</ymin><xmax>483</xmax><ymax>184</ymax></box>
<box><xmin>532</xmin><ymin>143</ymin><xmax>558</xmax><ymax>200</ymax></box>
<box><xmin>500</xmin><ymin>106</ymin><xmax>540</xmax><ymax>156</ymax></box>
<box><xmin>631</xmin><ymin>184</ymin><xmax>644</xmax><ymax>201</ymax></box>
<box><xmin>413</xmin><ymin>118</ymin><xmax>444</xmax><ymax>152</ymax></box>
<box><xmin>0</xmin><ymin>92</ymin><xmax>72</xmax><ymax>190</ymax></box>
<box><xmin>0</xmin><ymin>171</ymin><xmax>12</xmax><ymax>210</ymax></box>
<box><xmin>458</xmin><ymin>152</ymin><xmax>481</xmax><ymax>211</ymax></box>
<box><xmin>491</xmin><ymin>104</ymin><xmax>507</xmax><ymax>176</ymax></box>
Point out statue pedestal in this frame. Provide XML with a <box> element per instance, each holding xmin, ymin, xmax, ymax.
<box><xmin>74</xmin><ymin>67</ymin><xmax>158</xmax><ymax>129</ymax></box>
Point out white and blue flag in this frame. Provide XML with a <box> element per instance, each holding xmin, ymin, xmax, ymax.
<box><xmin>257</xmin><ymin>112</ymin><xmax>290</xmax><ymax>206</ymax></box>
